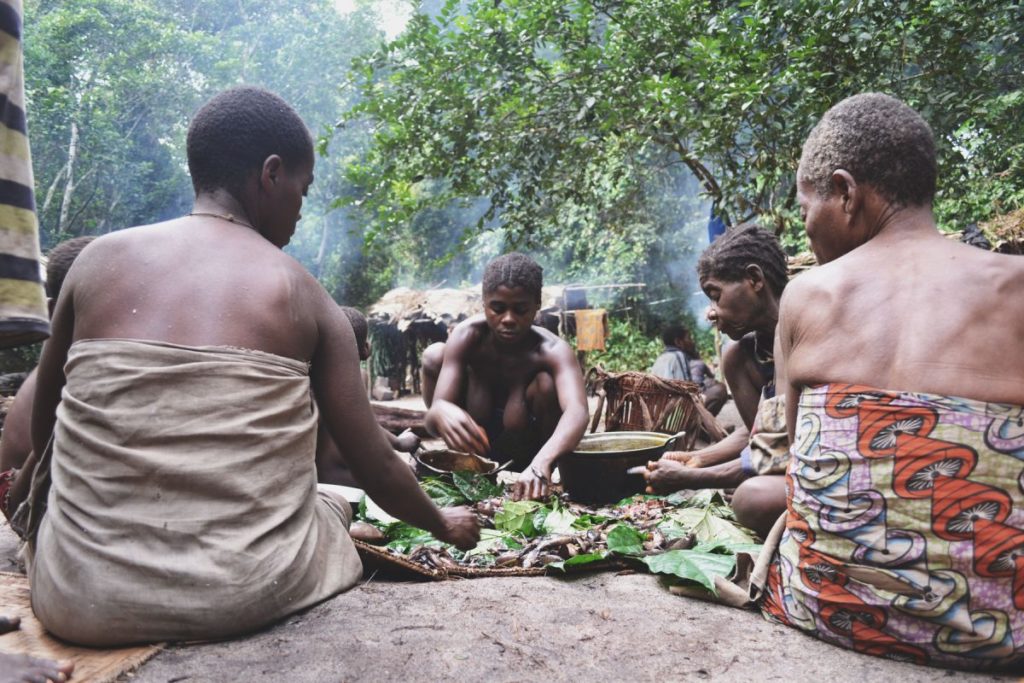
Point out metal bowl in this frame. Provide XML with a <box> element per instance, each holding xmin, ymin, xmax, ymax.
<box><xmin>414</xmin><ymin>449</ymin><xmax>510</xmax><ymax>478</ymax></box>
<box><xmin>558</xmin><ymin>431</ymin><xmax>684</xmax><ymax>503</ymax></box>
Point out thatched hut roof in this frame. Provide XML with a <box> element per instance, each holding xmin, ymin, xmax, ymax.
<box><xmin>368</xmin><ymin>285</ymin><xmax>568</xmax><ymax>330</ymax></box>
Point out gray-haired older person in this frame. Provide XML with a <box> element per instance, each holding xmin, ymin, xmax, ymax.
<box><xmin>755</xmin><ymin>93</ymin><xmax>1024</xmax><ymax>671</ymax></box>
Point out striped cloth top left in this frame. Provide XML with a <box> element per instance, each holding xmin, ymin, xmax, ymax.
<box><xmin>0</xmin><ymin>0</ymin><xmax>48</xmax><ymax>349</ymax></box>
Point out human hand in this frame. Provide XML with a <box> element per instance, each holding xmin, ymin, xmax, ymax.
<box><xmin>434</xmin><ymin>402</ymin><xmax>490</xmax><ymax>456</ymax></box>
<box><xmin>643</xmin><ymin>459</ymin><xmax>708</xmax><ymax>495</ymax></box>
<box><xmin>662</xmin><ymin>451</ymin><xmax>703</xmax><ymax>468</ymax></box>
<box><xmin>394</xmin><ymin>429</ymin><xmax>420</xmax><ymax>453</ymax></box>
<box><xmin>435</xmin><ymin>506</ymin><xmax>481</xmax><ymax>550</ymax></box>
<box><xmin>513</xmin><ymin>463</ymin><xmax>551</xmax><ymax>501</ymax></box>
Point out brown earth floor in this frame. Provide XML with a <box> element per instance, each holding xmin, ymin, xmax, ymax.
<box><xmin>0</xmin><ymin>523</ymin><xmax>1014</xmax><ymax>683</ymax></box>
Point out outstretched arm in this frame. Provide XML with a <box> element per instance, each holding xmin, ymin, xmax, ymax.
<box><xmin>312</xmin><ymin>291</ymin><xmax>478</xmax><ymax>549</ymax></box>
<box><xmin>423</xmin><ymin>326</ymin><xmax>489</xmax><ymax>455</ymax></box>
<box><xmin>31</xmin><ymin>278</ymin><xmax>75</xmax><ymax>459</ymax></box>
<box><xmin>513</xmin><ymin>341</ymin><xmax>588</xmax><ymax>500</ymax></box>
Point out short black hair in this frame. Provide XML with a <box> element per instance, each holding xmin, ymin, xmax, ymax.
<box><xmin>186</xmin><ymin>87</ymin><xmax>313</xmax><ymax>197</ymax></box>
<box><xmin>340</xmin><ymin>305</ymin><xmax>368</xmax><ymax>351</ymax></box>
<box><xmin>46</xmin><ymin>236</ymin><xmax>95</xmax><ymax>299</ymax></box>
<box><xmin>697</xmin><ymin>223</ymin><xmax>788</xmax><ymax>298</ymax></box>
<box><xmin>800</xmin><ymin>93</ymin><xmax>937</xmax><ymax>207</ymax></box>
<box><xmin>482</xmin><ymin>252</ymin><xmax>543</xmax><ymax>302</ymax></box>
<box><xmin>661</xmin><ymin>324</ymin><xmax>690</xmax><ymax>347</ymax></box>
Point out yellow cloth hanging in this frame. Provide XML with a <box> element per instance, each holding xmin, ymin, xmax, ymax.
<box><xmin>574</xmin><ymin>308</ymin><xmax>608</xmax><ymax>351</ymax></box>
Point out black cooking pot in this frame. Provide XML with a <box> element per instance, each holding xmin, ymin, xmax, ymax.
<box><xmin>558</xmin><ymin>431</ymin><xmax>685</xmax><ymax>504</ymax></box>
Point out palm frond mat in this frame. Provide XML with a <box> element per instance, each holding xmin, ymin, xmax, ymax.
<box><xmin>0</xmin><ymin>572</ymin><xmax>162</xmax><ymax>682</ymax></box>
<box><xmin>354</xmin><ymin>474</ymin><xmax>762</xmax><ymax>600</ymax></box>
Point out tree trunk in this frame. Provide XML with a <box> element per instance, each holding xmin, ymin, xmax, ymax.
<box><xmin>57</xmin><ymin>121</ymin><xmax>79</xmax><ymax>236</ymax></box>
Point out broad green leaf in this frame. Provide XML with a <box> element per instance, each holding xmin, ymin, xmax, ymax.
<box><xmin>542</xmin><ymin>507</ymin><xmax>578</xmax><ymax>535</ymax></box>
<box><xmin>547</xmin><ymin>551</ymin><xmax>609</xmax><ymax>571</ymax></box>
<box><xmin>666</xmin><ymin>507</ymin><xmax>757</xmax><ymax>545</ymax></box>
<box><xmin>693</xmin><ymin>540</ymin><xmax>764</xmax><ymax>556</ymax></box>
<box><xmin>494</xmin><ymin>500</ymin><xmax>543</xmax><ymax>536</ymax></box>
<box><xmin>420</xmin><ymin>477</ymin><xmax>468</xmax><ymax>507</ymax></box>
<box><xmin>461</xmin><ymin>528</ymin><xmax>515</xmax><ymax>559</ymax></box>
<box><xmin>665</xmin><ymin>489</ymin><xmax>728</xmax><ymax>508</ymax></box>
<box><xmin>605</xmin><ymin>523</ymin><xmax>645</xmax><ymax>555</ymax></box>
<box><xmin>642</xmin><ymin>550</ymin><xmax>736</xmax><ymax>594</ymax></box>
<box><xmin>451</xmin><ymin>472</ymin><xmax>504</xmax><ymax>502</ymax></box>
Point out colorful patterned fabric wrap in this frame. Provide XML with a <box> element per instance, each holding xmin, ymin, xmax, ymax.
<box><xmin>761</xmin><ymin>383</ymin><xmax>1024</xmax><ymax>671</ymax></box>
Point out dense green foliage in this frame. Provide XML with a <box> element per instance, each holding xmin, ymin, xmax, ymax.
<box><xmin>582</xmin><ymin>317</ymin><xmax>663</xmax><ymax>373</ymax></box>
<box><xmin>22</xmin><ymin>0</ymin><xmax>381</xmax><ymax>289</ymax></box>
<box><xmin>18</xmin><ymin>0</ymin><xmax>1022</xmax><ymax>333</ymax></box>
<box><xmin>345</xmin><ymin>0</ymin><xmax>1023</xmax><ymax>261</ymax></box>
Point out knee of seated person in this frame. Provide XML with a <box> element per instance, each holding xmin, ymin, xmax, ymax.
<box><xmin>421</xmin><ymin>342</ymin><xmax>446</xmax><ymax>373</ymax></box>
<box><xmin>732</xmin><ymin>477</ymin><xmax>780</xmax><ymax>531</ymax></box>
<box><xmin>526</xmin><ymin>371</ymin><xmax>556</xmax><ymax>403</ymax></box>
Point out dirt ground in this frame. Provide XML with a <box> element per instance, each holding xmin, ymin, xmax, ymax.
<box><xmin>0</xmin><ymin>524</ymin><xmax>1014</xmax><ymax>683</ymax></box>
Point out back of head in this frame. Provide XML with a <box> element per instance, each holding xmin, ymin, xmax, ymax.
<box><xmin>800</xmin><ymin>93</ymin><xmax>936</xmax><ymax>207</ymax></box>
<box><xmin>661</xmin><ymin>323</ymin><xmax>689</xmax><ymax>348</ymax></box>
<box><xmin>186</xmin><ymin>86</ymin><xmax>313</xmax><ymax>198</ymax></box>
<box><xmin>339</xmin><ymin>306</ymin><xmax>368</xmax><ymax>353</ymax></box>
<box><xmin>46</xmin><ymin>236</ymin><xmax>96</xmax><ymax>300</ymax></box>
<box><xmin>482</xmin><ymin>252</ymin><xmax>543</xmax><ymax>302</ymax></box>
<box><xmin>697</xmin><ymin>223</ymin><xmax>788</xmax><ymax>298</ymax></box>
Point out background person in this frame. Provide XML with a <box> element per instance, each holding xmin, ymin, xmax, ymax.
<box><xmin>650</xmin><ymin>323</ymin><xmax>727</xmax><ymax>415</ymax></box>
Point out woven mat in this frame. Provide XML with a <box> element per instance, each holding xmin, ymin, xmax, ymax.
<box><xmin>354</xmin><ymin>540</ymin><xmax>626</xmax><ymax>580</ymax></box>
<box><xmin>0</xmin><ymin>572</ymin><xmax>162</xmax><ymax>682</ymax></box>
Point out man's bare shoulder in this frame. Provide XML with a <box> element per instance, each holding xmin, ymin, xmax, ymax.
<box><xmin>780</xmin><ymin>261</ymin><xmax>841</xmax><ymax>313</ymax></box>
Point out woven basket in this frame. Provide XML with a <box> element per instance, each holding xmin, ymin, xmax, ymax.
<box><xmin>353</xmin><ymin>540</ymin><xmax>625</xmax><ymax>580</ymax></box>
<box><xmin>586</xmin><ymin>367</ymin><xmax>725</xmax><ymax>448</ymax></box>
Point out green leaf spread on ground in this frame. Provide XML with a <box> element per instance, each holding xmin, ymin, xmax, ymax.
<box><xmin>642</xmin><ymin>550</ymin><xmax>737</xmax><ymax>594</ymax></box>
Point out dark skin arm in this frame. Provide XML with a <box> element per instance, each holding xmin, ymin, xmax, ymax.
<box><xmin>0</xmin><ymin>371</ymin><xmax>36</xmax><ymax>520</ymax></box>
<box><xmin>310</xmin><ymin>288</ymin><xmax>478</xmax><ymax>549</ymax></box>
<box><xmin>512</xmin><ymin>340</ymin><xmax>588</xmax><ymax>500</ymax></box>
<box><xmin>424</xmin><ymin>325</ymin><xmax>490</xmax><ymax>455</ymax></box>
<box><xmin>31</xmin><ymin>287</ymin><xmax>74</xmax><ymax>461</ymax></box>
<box><xmin>658</xmin><ymin>340</ymin><xmax>759</xmax><ymax>468</ymax></box>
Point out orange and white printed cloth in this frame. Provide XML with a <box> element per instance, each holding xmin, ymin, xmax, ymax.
<box><xmin>761</xmin><ymin>383</ymin><xmax>1024</xmax><ymax>671</ymax></box>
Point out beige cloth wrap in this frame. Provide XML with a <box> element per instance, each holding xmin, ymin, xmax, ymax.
<box><xmin>27</xmin><ymin>339</ymin><xmax>362</xmax><ymax>646</ymax></box>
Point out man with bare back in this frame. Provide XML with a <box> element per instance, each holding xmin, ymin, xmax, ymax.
<box><xmin>421</xmin><ymin>253</ymin><xmax>589</xmax><ymax>500</ymax></box>
<box><xmin>755</xmin><ymin>93</ymin><xmax>1024</xmax><ymax>670</ymax></box>
<box><xmin>23</xmin><ymin>87</ymin><xmax>479</xmax><ymax>647</ymax></box>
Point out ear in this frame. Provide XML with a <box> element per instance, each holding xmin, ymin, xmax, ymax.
<box><xmin>745</xmin><ymin>263</ymin><xmax>766</xmax><ymax>292</ymax></box>
<box><xmin>830</xmin><ymin>169</ymin><xmax>860</xmax><ymax>216</ymax></box>
<box><xmin>259</xmin><ymin>155</ymin><xmax>284</xmax><ymax>193</ymax></box>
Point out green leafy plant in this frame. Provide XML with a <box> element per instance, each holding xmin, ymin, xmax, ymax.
<box><xmin>583</xmin><ymin>317</ymin><xmax>663</xmax><ymax>373</ymax></box>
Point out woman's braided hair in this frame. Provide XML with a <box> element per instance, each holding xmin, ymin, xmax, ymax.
<box><xmin>697</xmin><ymin>223</ymin><xmax>788</xmax><ymax>298</ymax></box>
<box><xmin>482</xmin><ymin>252</ymin><xmax>543</xmax><ymax>302</ymax></box>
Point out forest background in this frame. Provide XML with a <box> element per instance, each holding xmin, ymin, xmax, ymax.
<box><xmin>16</xmin><ymin>0</ymin><xmax>1023</xmax><ymax>369</ymax></box>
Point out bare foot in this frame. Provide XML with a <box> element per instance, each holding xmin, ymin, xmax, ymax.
<box><xmin>644</xmin><ymin>459</ymin><xmax>715</xmax><ymax>494</ymax></box>
<box><xmin>0</xmin><ymin>651</ymin><xmax>74</xmax><ymax>683</ymax></box>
